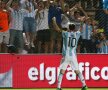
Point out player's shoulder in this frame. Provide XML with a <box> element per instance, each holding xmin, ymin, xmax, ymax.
<box><xmin>62</xmin><ymin>31</ymin><xmax>68</xmax><ymax>34</ymax></box>
<box><xmin>62</xmin><ymin>31</ymin><xmax>68</xmax><ymax>37</ymax></box>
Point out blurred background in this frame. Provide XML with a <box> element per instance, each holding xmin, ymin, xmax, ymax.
<box><xmin>0</xmin><ymin>0</ymin><xmax>108</xmax><ymax>54</ymax></box>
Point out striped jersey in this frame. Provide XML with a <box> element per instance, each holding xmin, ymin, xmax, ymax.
<box><xmin>98</xmin><ymin>40</ymin><xmax>108</xmax><ymax>53</ymax></box>
<box><xmin>9</xmin><ymin>8</ymin><xmax>28</xmax><ymax>30</ymax></box>
<box><xmin>62</xmin><ymin>31</ymin><xmax>81</xmax><ymax>57</ymax></box>
<box><xmin>100</xmin><ymin>46</ymin><xmax>108</xmax><ymax>53</ymax></box>
<box><xmin>81</xmin><ymin>23</ymin><xmax>93</xmax><ymax>40</ymax></box>
<box><xmin>20</xmin><ymin>0</ymin><xmax>36</xmax><ymax>18</ymax></box>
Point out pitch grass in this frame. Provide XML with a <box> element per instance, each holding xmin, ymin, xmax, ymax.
<box><xmin>0</xmin><ymin>88</ymin><xmax>108</xmax><ymax>90</ymax></box>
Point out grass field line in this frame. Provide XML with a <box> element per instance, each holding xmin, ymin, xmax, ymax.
<box><xmin>0</xmin><ymin>88</ymin><xmax>108</xmax><ymax>90</ymax></box>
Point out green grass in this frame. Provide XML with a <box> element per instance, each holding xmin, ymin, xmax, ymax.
<box><xmin>0</xmin><ymin>88</ymin><xmax>108</xmax><ymax>90</ymax></box>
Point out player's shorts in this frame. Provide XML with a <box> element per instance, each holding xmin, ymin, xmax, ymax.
<box><xmin>0</xmin><ymin>30</ymin><xmax>10</xmax><ymax>44</ymax></box>
<box><xmin>59</xmin><ymin>56</ymin><xmax>79</xmax><ymax>71</ymax></box>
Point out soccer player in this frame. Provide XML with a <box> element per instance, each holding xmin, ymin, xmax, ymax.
<box><xmin>52</xmin><ymin>17</ymin><xmax>88</xmax><ymax>90</ymax></box>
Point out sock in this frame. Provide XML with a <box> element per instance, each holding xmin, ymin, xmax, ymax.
<box><xmin>77</xmin><ymin>72</ymin><xmax>86</xmax><ymax>87</ymax></box>
<box><xmin>57</xmin><ymin>73</ymin><xmax>63</xmax><ymax>88</ymax></box>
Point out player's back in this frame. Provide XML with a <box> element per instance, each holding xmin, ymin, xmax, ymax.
<box><xmin>62</xmin><ymin>31</ymin><xmax>80</xmax><ymax>57</ymax></box>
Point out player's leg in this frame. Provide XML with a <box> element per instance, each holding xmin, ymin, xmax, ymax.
<box><xmin>74</xmin><ymin>70</ymin><xmax>87</xmax><ymax>90</ymax></box>
<box><xmin>57</xmin><ymin>69</ymin><xmax>65</xmax><ymax>90</ymax></box>
<box><xmin>71</xmin><ymin>56</ymin><xmax>87</xmax><ymax>90</ymax></box>
<box><xmin>57</xmin><ymin>57</ymin><xmax>68</xmax><ymax>90</ymax></box>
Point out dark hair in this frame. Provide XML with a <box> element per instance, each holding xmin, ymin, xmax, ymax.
<box><xmin>69</xmin><ymin>24</ymin><xmax>75</xmax><ymax>31</ymax></box>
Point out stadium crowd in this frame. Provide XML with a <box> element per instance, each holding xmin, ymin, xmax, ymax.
<box><xmin>0</xmin><ymin>0</ymin><xmax>108</xmax><ymax>54</ymax></box>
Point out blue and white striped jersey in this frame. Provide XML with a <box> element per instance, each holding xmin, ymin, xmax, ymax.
<box><xmin>62</xmin><ymin>31</ymin><xmax>81</xmax><ymax>57</ymax></box>
<box><xmin>98</xmin><ymin>40</ymin><xmax>108</xmax><ymax>53</ymax></box>
<box><xmin>100</xmin><ymin>46</ymin><xmax>108</xmax><ymax>53</ymax></box>
<box><xmin>81</xmin><ymin>23</ymin><xmax>93</xmax><ymax>40</ymax></box>
<box><xmin>9</xmin><ymin>7</ymin><xmax>28</xmax><ymax>31</ymax></box>
<box><xmin>20</xmin><ymin>0</ymin><xmax>36</xmax><ymax>18</ymax></box>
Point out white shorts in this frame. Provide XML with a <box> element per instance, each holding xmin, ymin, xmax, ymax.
<box><xmin>59</xmin><ymin>56</ymin><xmax>79</xmax><ymax>71</ymax></box>
<box><xmin>0</xmin><ymin>30</ymin><xmax>10</xmax><ymax>44</ymax></box>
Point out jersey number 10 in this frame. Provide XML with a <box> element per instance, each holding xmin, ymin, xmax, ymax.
<box><xmin>68</xmin><ymin>37</ymin><xmax>76</xmax><ymax>48</ymax></box>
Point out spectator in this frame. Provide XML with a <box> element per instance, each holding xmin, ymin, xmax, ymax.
<box><xmin>36</xmin><ymin>1</ymin><xmax>50</xmax><ymax>53</ymax></box>
<box><xmin>48</xmin><ymin>0</ymin><xmax>63</xmax><ymax>53</ymax></box>
<box><xmin>91</xmin><ymin>20</ymin><xmax>99</xmax><ymax>53</ymax></box>
<box><xmin>80</xmin><ymin>0</ymin><xmax>92</xmax><ymax>9</ymax></box>
<box><xmin>0</xmin><ymin>0</ymin><xmax>106</xmax><ymax>54</ymax></box>
<box><xmin>97</xmin><ymin>32</ymin><xmax>108</xmax><ymax>53</ymax></box>
<box><xmin>0</xmin><ymin>0</ymin><xmax>9</xmax><ymax>53</ymax></box>
<box><xmin>81</xmin><ymin>17</ymin><xmax>93</xmax><ymax>53</ymax></box>
<box><xmin>104</xmin><ymin>10</ymin><xmax>108</xmax><ymax>34</ymax></box>
<box><xmin>20</xmin><ymin>0</ymin><xmax>37</xmax><ymax>48</ymax></box>
<box><xmin>7</xmin><ymin>0</ymin><xmax>30</xmax><ymax>54</ymax></box>
<box><xmin>68</xmin><ymin>3</ymin><xmax>88</xmax><ymax>53</ymax></box>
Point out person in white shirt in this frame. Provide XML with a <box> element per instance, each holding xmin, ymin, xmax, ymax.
<box><xmin>36</xmin><ymin>1</ymin><xmax>50</xmax><ymax>53</ymax></box>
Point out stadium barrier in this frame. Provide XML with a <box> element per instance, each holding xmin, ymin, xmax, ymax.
<box><xmin>0</xmin><ymin>54</ymin><xmax>108</xmax><ymax>88</ymax></box>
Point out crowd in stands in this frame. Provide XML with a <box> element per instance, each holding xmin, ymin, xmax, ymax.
<box><xmin>0</xmin><ymin>0</ymin><xmax>108</xmax><ymax>54</ymax></box>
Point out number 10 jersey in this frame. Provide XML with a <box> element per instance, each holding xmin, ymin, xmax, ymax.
<box><xmin>62</xmin><ymin>31</ymin><xmax>81</xmax><ymax>57</ymax></box>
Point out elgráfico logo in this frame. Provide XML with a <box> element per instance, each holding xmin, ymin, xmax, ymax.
<box><xmin>28</xmin><ymin>62</ymin><xmax>108</xmax><ymax>85</ymax></box>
